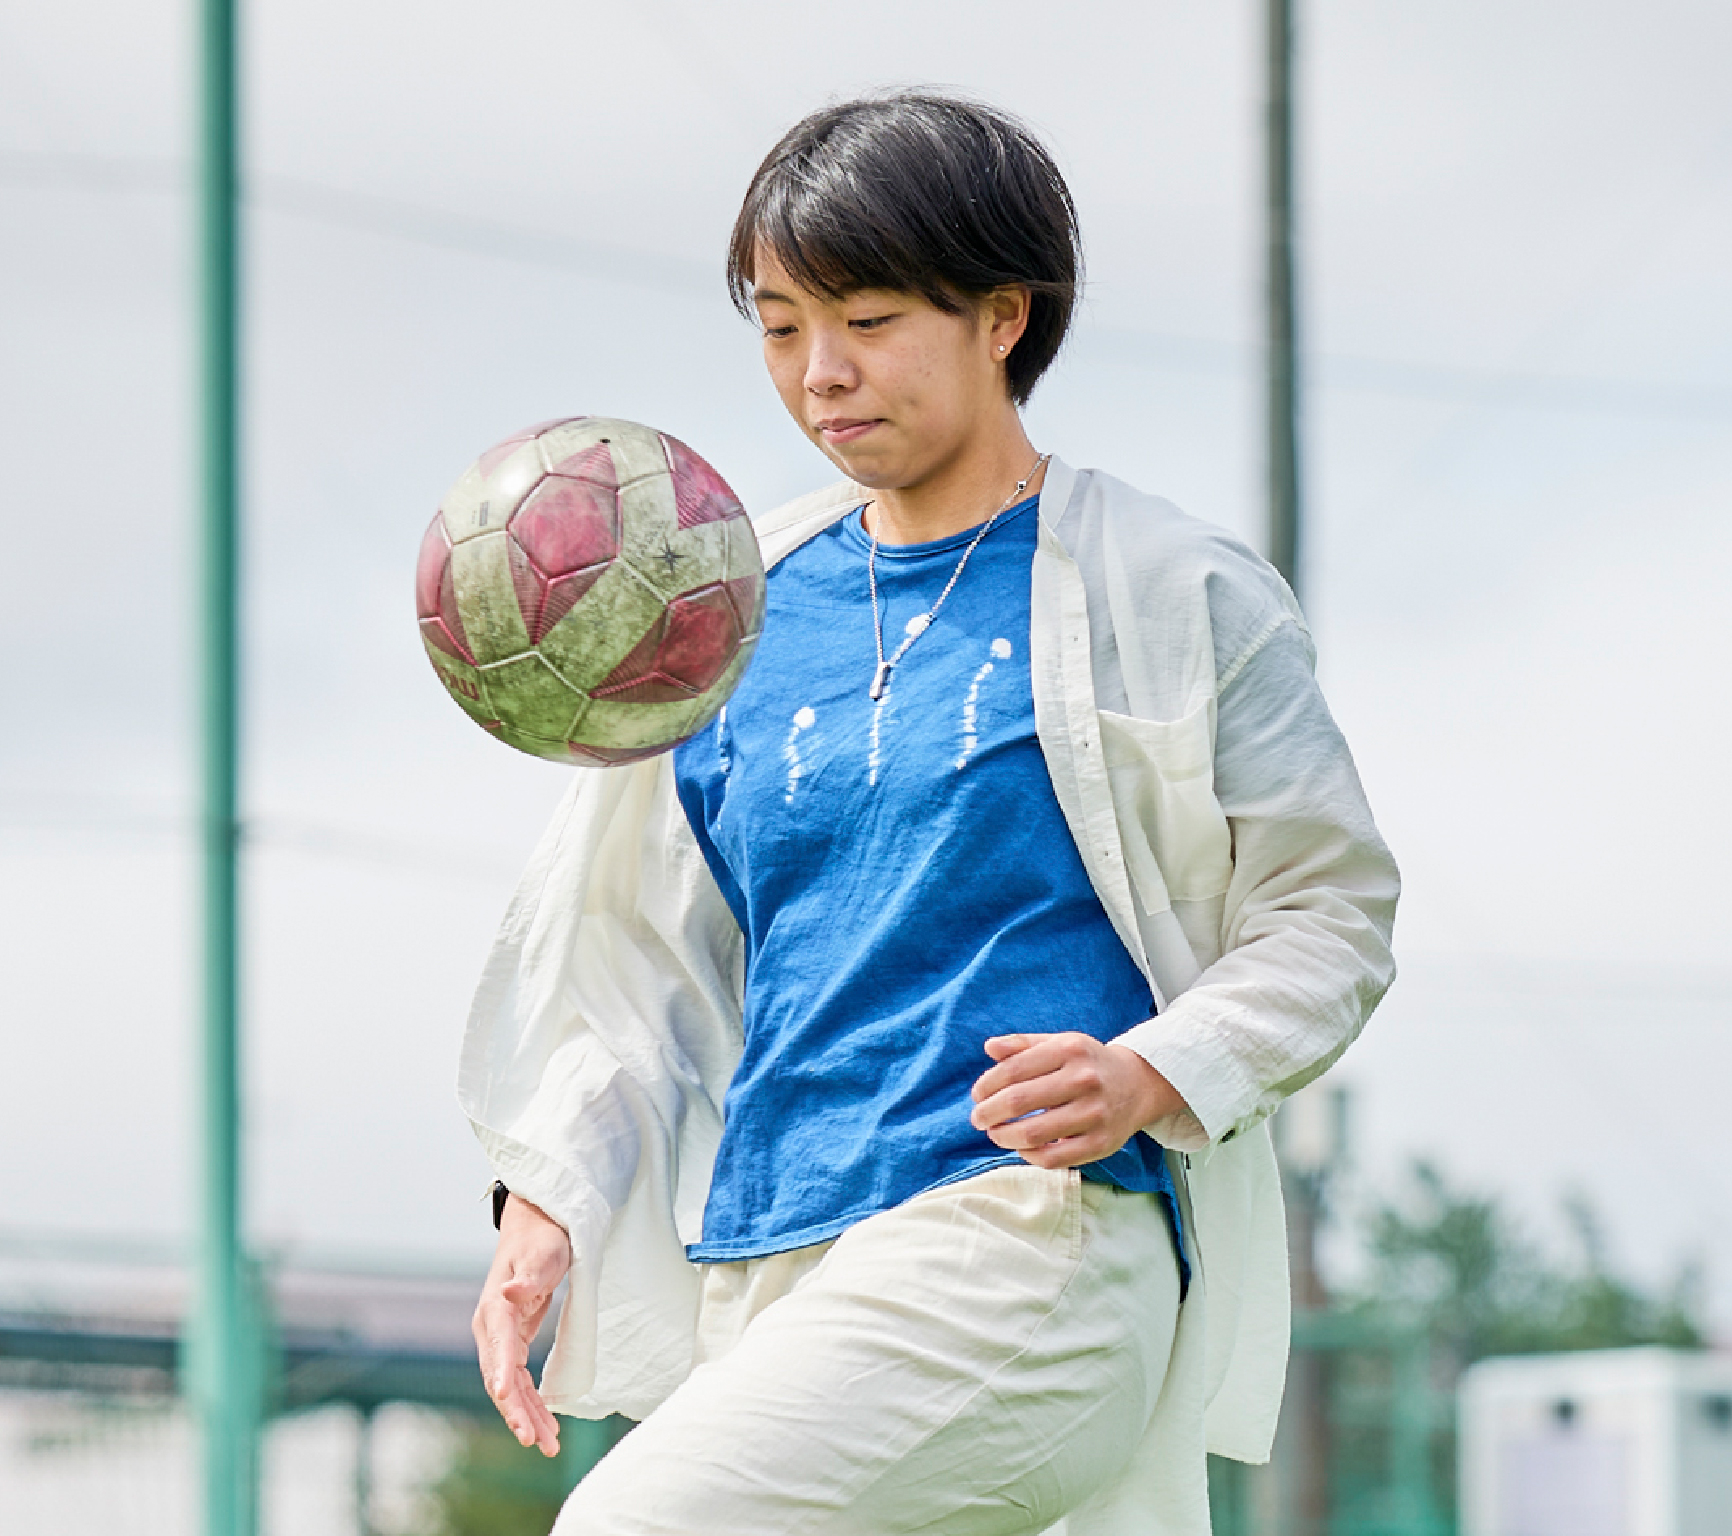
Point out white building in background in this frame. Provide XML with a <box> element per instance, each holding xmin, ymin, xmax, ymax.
<box><xmin>0</xmin><ymin>1394</ymin><xmax>455</xmax><ymax>1536</ymax></box>
<box><xmin>1460</xmin><ymin>1349</ymin><xmax>1732</xmax><ymax>1536</ymax></box>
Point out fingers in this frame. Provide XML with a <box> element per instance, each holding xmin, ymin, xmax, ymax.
<box><xmin>980</xmin><ymin>1097</ymin><xmax>1108</xmax><ymax>1169</ymax></box>
<box><xmin>474</xmin><ymin>1282</ymin><xmax>565</xmax><ymax>1455</ymax></box>
<box><xmin>516</xmin><ymin>1372</ymin><xmax>561</xmax><ymax>1456</ymax></box>
<box><xmin>972</xmin><ymin>1034</ymin><xmax>1075</xmax><ymax>1112</ymax></box>
<box><xmin>475</xmin><ymin>1299</ymin><xmax>562</xmax><ymax>1456</ymax></box>
<box><xmin>971</xmin><ymin>1033</ymin><xmax>1099</xmax><ymax>1130</ymax></box>
<box><xmin>970</xmin><ymin>1033</ymin><xmax>1159</xmax><ymax>1170</ymax></box>
<box><xmin>472</xmin><ymin>1198</ymin><xmax>574</xmax><ymax>1458</ymax></box>
<box><xmin>498</xmin><ymin>1273</ymin><xmax>557</xmax><ymax>1337</ymax></box>
<box><xmin>474</xmin><ymin>1304</ymin><xmax>527</xmax><ymax>1406</ymax></box>
<box><xmin>984</xmin><ymin>1099</ymin><xmax>1116</xmax><ymax>1172</ymax></box>
<box><xmin>493</xmin><ymin>1363</ymin><xmax>562</xmax><ymax>1455</ymax></box>
<box><xmin>983</xmin><ymin>1100</ymin><xmax>1094</xmax><ymax>1149</ymax></box>
<box><xmin>474</xmin><ymin>1281</ymin><xmax>550</xmax><ymax>1359</ymax></box>
<box><xmin>474</xmin><ymin>1207</ymin><xmax>571</xmax><ymax>1371</ymax></box>
<box><xmin>1015</xmin><ymin>1134</ymin><xmax>1103</xmax><ymax>1170</ymax></box>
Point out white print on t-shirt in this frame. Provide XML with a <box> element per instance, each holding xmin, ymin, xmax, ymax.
<box><xmin>783</xmin><ymin>706</ymin><xmax>816</xmax><ymax>804</ymax></box>
<box><xmin>716</xmin><ymin>704</ymin><xmax>733</xmax><ymax>777</ymax></box>
<box><xmin>866</xmin><ymin>617</ymin><xmax>923</xmax><ymax>788</ymax></box>
<box><xmin>868</xmin><ymin>679</ymin><xmax>889</xmax><ymax>788</ymax></box>
<box><xmin>955</xmin><ymin>639</ymin><xmax>1013</xmax><ymax>770</ymax></box>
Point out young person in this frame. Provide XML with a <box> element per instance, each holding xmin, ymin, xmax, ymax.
<box><xmin>464</xmin><ymin>92</ymin><xmax>1399</xmax><ymax>1536</ymax></box>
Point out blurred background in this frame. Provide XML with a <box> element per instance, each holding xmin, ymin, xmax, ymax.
<box><xmin>2</xmin><ymin>1</ymin><xmax>1728</xmax><ymax>1532</ymax></box>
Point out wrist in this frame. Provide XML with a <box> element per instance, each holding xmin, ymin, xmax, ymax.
<box><xmin>1108</xmin><ymin>1043</ymin><xmax>1182</xmax><ymax>1129</ymax></box>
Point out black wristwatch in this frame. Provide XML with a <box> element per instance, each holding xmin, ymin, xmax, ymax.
<box><xmin>490</xmin><ymin>1179</ymin><xmax>511</xmax><ymax>1230</ymax></box>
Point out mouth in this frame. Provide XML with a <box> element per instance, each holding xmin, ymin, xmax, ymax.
<box><xmin>814</xmin><ymin>417</ymin><xmax>882</xmax><ymax>446</ymax></box>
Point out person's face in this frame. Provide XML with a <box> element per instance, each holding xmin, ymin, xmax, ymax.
<box><xmin>750</xmin><ymin>245</ymin><xmax>1023</xmax><ymax>492</ymax></box>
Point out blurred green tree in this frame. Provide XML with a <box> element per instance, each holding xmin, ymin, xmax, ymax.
<box><xmin>1351</xmin><ymin>1159</ymin><xmax>1703</xmax><ymax>1368</ymax></box>
<box><xmin>423</xmin><ymin>1414</ymin><xmax>630</xmax><ymax>1536</ymax></box>
<box><xmin>1246</xmin><ymin>1159</ymin><xmax>1715</xmax><ymax>1536</ymax></box>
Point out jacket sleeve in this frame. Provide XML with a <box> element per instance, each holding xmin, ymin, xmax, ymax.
<box><xmin>1114</xmin><ymin>616</ymin><xmax>1399</xmax><ymax>1150</ymax></box>
<box><xmin>457</xmin><ymin>759</ymin><xmax>744</xmax><ymax>1266</ymax></box>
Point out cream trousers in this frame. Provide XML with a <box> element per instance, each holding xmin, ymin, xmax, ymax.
<box><xmin>553</xmin><ymin>1163</ymin><xmax>1208</xmax><ymax>1536</ymax></box>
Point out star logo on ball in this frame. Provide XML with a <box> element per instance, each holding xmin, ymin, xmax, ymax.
<box><xmin>657</xmin><ymin>539</ymin><xmax>683</xmax><ymax>576</ymax></box>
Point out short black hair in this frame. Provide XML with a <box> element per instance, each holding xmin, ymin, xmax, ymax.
<box><xmin>727</xmin><ymin>91</ymin><xmax>1082</xmax><ymax>406</ymax></box>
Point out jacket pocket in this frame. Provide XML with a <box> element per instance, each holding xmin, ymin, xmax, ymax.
<box><xmin>1096</xmin><ymin>702</ymin><xmax>1233</xmax><ymax>913</ymax></box>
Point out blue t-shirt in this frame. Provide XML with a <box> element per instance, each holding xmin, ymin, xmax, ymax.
<box><xmin>674</xmin><ymin>497</ymin><xmax>1180</xmax><ymax>1267</ymax></box>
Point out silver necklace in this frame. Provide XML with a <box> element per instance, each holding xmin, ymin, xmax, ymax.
<box><xmin>867</xmin><ymin>453</ymin><xmax>1049</xmax><ymax>701</ymax></box>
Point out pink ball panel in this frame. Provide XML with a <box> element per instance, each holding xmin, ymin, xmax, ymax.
<box><xmin>654</xmin><ymin>585</ymin><xmax>741</xmax><ymax>691</ymax></box>
<box><xmin>420</xmin><ymin>615</ymin><xmax>470</xmax><ymax>665</ymax></box>
<box><xmin>661</xmin><ymin>434</ymin><xmax>744</xmax><ymax>530</ymax></box>
<box><xmin>510</xmin><ymin>474</ymin><xmax>621</xmax><ymax>578</ymax></box>
<box><xmin>722</xmin><ymin>573</ymin><xmax>764</xmax><ymax>636</ymax></box>
<box><xmin>544</xmin><ymin>440</ymin><xmax>619</xmax><ymax>490</ymax></box>
<box><xmin>538</xmin><ymin>565</ymin><xmax>609</xmax><ymax>639</ymax></box>
<box><xmin>507</xmin><ymin>538</ymin><xmax>609</xmax><ymax>645</ymax></box>
<box><xmin>415</xmin><ymin>517</ymin><xmax>451</xmax><ymax>620</ymax></box>
<box><xmin>436</xmin><ymin>561</ymin><xmax>474</xmax><ymax>663</ymax></box>
<box><xmin>591</xmin><ymin>583</ymin><xmax>741</xmax><ymax>703</ymax></box>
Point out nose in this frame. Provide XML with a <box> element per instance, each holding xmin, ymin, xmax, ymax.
<box><xmin>803</xmin><ymin>327</ymin><xmax>855</xmax><ymax>396</ymax></box>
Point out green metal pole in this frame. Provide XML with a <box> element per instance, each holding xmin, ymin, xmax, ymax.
<box><xmin>194</xmin><ymin>0</ymin><xmax>260</xmax><ymax>1531</ymax></box>
<box><xmin>1266</xmin><ymin>0</ymin><xmax>1302</xmax><ymax>597</ymax></box>
<box><xmin>1265</xmin><ymin>15</ymin><xmax>1321</xmax><ymax>1532</ymax></box>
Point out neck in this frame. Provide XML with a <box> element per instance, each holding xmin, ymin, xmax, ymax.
<box><xmin>862</xmin><ymin>419</ymin><xmax>1046</xmax><ymax>545</ymax></box>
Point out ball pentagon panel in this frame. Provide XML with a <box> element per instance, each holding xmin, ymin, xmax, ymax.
<box><xmin>414</xmin><ymin>517</ymin><xmax>474</xmax><ymax>664</ymax></box>
<box><xmin>506</xmin><ymin>443</ymin><xmax>622</xmax><ymax>644</ymax></box>
<box><xmin>477</xmin><ymin>652</ymin><xmax>586</xmax><ymax>746</ymax></box>
<box><xmin>592</xmin><ymin>582</ymin><xmax>746</xmax><ymax>704</ymax></box>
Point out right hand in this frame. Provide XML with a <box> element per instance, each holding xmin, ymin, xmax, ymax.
<box><xmin>472</xmin><ymin>1192</ymin><xmax>571</xmax><ymax>1456</ymax></box>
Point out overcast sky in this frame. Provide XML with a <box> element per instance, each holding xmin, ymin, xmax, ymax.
<box><xmin>3</xmin><ymin>1</ymin><xmax>1730</xmax><ymax>1317</ymax></box>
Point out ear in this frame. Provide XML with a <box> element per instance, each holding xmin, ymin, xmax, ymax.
<box><xmin>985</xmin><ymin>286</ymin><xmax>1033</xmax><ymax>358</ymax></box>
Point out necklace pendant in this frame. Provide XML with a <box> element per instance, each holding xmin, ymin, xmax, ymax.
<box><xmin>869</xmin><ymin>661</ymin><xmax>891</xmax><ymax>701</ymax></box>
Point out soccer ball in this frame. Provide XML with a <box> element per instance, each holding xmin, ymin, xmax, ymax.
<box><xmin>415</xmin><ymin>417</ymin><xmax>765</xmax><ymax>765</ymax></box>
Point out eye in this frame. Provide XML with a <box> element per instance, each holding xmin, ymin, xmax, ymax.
<box><xmin>850</xmin><ymin>314</ymin><xmax>896</xmax><ymax>331</ymax></box>
<box><xmin>761</xmin><ymin>323</ymin><xmax>797</xmax><ymax>339</ymax></box>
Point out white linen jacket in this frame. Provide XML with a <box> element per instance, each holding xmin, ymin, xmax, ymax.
<box><xmin>458</xmin><ymin>456</ymin><xmax>1399</xmax><ymax>1463</ymax></box>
